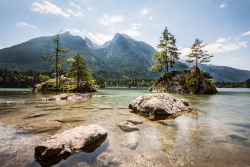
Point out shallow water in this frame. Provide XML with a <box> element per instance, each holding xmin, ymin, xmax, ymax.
<box><xmin>0</xmin><ymin>88</ymin><xmax>250</xmax><ymax>167</ymax></box>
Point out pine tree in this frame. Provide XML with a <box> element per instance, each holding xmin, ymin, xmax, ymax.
<box><xmin>68</xmin><ymin>52</ymin><xmax>94</xmax><ymax>88</ymax></box>
<box><xmin>151</xmin><ymin>27</ymin><xmax>180</xmax><ymax>73</ymax></box>
<box><xmin>187</xmin><ymin>38</ymin><xmax>213</xmax><ymax>69</ymax></box>
<box><xmin>43</xmin><ymin>31</ymin><xmax>72</xmax><ymax>90</ymax></box>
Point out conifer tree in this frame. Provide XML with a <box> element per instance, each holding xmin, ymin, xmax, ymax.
<box><xmin>68</xmin><ymin>52</ymin><xmax>94</xmax><ymax>88</ymax></box>
<box><xmin>43</xmin><ymin>31</ymin><xmax>72</xmax><ymax>90</ymax></box>
<box><xmin>151</xmin><ymin>27</ymin><xmax>180</xmax><ymax>73</ymax></box>
<box><xmin>187</xmin><ymin>38</ymin><xmax>213</xmax><ymax>68</ymax></box>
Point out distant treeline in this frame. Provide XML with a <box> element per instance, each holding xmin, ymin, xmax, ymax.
<box><xmin>95</xmin><ymin>78</ymin><xmax>155</xmax><ymax>88</ymax></box>
<box><xmin>215</xmin><ymin>81</ymin><xmax>250</xmax><ymax>88</ymax></box>
<box><xmin>0</xmin><ymin>69</ymin><xmax>155</xmax><ymax>88</ymax></box>
<box><xmin>0</xmin><ymin>69</ymin><xmax>249</xmax><ymax>89</ymax></box>
<box><xmin>0</xmin><ymin>69</ymin><xmax>54</xmax><ymax>88</ymax></box>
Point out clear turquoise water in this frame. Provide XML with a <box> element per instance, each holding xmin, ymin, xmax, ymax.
<box><xmin>0</xmin><ymin>88</ymin><xmax>250</xmax><ymax>167</ymax></box>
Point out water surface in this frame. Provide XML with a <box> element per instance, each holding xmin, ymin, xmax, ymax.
<box><xmin>0</xmin><ymin>88</ymin><xmax>250</xmax><ymax>166</ymax></box>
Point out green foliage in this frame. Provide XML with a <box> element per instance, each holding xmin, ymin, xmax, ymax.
<box><xmin>246</xmin><ymin>79</ymin><xmax>250</xmax><ymax>88</ymax></box>
<box><xmin>67</xmin><ymin>52</ymin><xmax>94</xmax><ymax>88</ymax></box>
<box><xmin>187</xmin><ymin>38</ymin><xmax>213</xmax><ymax>67</ymax></box>
<box><xmin>154</xmin><ymin>71</ymin><xmax>177</xmax><ymax>86</ymax></box>
<box><xmin>39</xmin><ymin>74</ymin><xmax>50</xmax><ymax>82</ymax></box>
<box><xmin>215</xmin><ymin>81</ymin><xmax>247</xmax><ymax>88</ymax></box>
<box><xmin>151</xmin><ymin>27</ymin><xmax>180</xmax><ymax>73</ymax></box>
<box><xmin>95</xmin><ymin>78</ymin><xmax>155</xmax><ymax>88</ymax></box>
<box><xmin>0</xmin><ymin>69</ymin><xmax>54</xmax><ymax>88</ymax></box>
<box><xmin>183</xmin><ymin>70</ymin><xmax>213</xmax><ymax>89</ymax></box>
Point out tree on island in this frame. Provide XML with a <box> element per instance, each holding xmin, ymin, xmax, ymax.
<box><xmin>43</xmin><ymin>31</ymin><xmax>73</xmax><ymax>90</ymax></box>
<box><xmin>187</xmin><ymin>38</ymin><xmax>213</xmax><ymax>69</ymax></box>
<box><xmin>150</xmin><ymin>27</ymin><xmax>180</xmax><ymax>73</ymax></box>
<box><xmin>67</xmin><ymin>52</ymin><xmax>95</xmax><ymax>89</ymax></box>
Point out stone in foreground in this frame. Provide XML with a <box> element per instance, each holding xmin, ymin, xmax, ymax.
<box><xmin>35</xmin><ymin>124</ymin><xmax>107</xmax><ymax>166</ymax></box>
<box><xmin>129</xmin><ymin>93</ymin><xmax>190</xmax><ymax>120</ymax></box>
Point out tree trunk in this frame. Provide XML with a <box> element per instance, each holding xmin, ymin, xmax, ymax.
<box><xmin>55</xmin><ymin>42</ymin><xmax>59</xmax><ymax>91</ymax></box>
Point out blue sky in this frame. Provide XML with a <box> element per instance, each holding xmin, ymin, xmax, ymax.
<box><xmin>0</xmin><ymin>0</ymin><xmax>250</xmax><ymax>70</ymax></box>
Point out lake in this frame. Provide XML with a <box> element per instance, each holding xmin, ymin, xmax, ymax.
<box><xmin>0</xmin><ymin>88</ymin><xmax>250</xmax><ymax>166</ymax></box>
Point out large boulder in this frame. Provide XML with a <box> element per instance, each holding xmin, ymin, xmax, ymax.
<box><xmin>35</xmin><ymin>124</ymin><xmax>107</xmax><ymax>166</ymax></box>
<box><xmin>149</xmin><ymin>66</ymin><xmax>217</xmax><ymax>94</ymax></box>
<box><xmin>129</xmin><ymin>94</ymin><xmax>190</xmax><ymax>120</ymax></box>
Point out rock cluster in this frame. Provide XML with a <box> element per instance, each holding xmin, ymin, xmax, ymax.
<box><xmin>149</xmin><ymin>66</ymin><xmax>218</xmax><ymax>94</ymax></box>
<box><xmin>35</xmin><ymin>124</ymin><xmax>107</xmax><ymax>166</ymax></box>
<box><xmin>41</xmin><ymin>93</ymin><xmax>101</xmax><ymax>101</ymax></box>
<box><xmin>129</xmin><ymin>93</ymin><xmax>190</xmax><ymax>120</ymax></box>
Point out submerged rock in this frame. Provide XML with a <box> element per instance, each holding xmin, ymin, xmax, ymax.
<box><xmin>35</xmin><ymin>124</ymin><xmax>107</xmax><ymax>166</ymax></box>
<box><xmin>121</xmin><ymin>131</ymin><xmax>139</xmax><ymax>150</ymax></box>
<box><xmin>129</xmin><ymin>93</ymin><xmax>190</xmax><ymax>120</ymax></box>
<box><xmin>42</xmin><ymin>93</ymin><xmax>101</xmax><ymax>101</ymax></box>
<box><xmin>127</xmin><ymin>118</ymin><xmax>143</xmax><ymax>124</ymax></box>
<box><xmin>20</xmin><ymin>121</ymin><xmax>61</xmax><ymax>133</ymax></box>
<box><xmin>149</xmin><ymin>66</ymin><xmax>217</xmax><ymax>94</ymax></box>
<box><xmin>118</xmin><ymin>121</ymin><xmax>139</xmax><ymax>132</ymax></box>
<box><xmin>27</xmin><ymin>113</ymin><xmax>49</xmax><ymax>118</ymax></box>
<box><xmin>56</xmin><ymin>117</ymin><xmax>85</xmax><ymax>123</ymax></box>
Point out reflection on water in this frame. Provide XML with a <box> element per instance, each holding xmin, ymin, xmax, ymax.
<box><xmin>0</xmin><ymin>88</ymin><xmax>250</xmax><ymax>166</ymax></box>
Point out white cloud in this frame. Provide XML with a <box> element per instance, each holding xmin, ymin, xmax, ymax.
<box><xmin>31</xmin><ymin>1</ymin><xmax>84</xmax><ymax>18</ymax></box>
<box><xmin>220</xmin><ymin>4</ymin><xmax>226</xmax><ymax>8</ymax></box>
<box><xmin>119</xmin><ymin>23</ymin><xmax>142</xmax><ymax>37</ymax></box>
<box><xmin>87</xmin><ymin>33</ymin><xmax>113</xmax><ymax>45</ymax></box>
<box><xmin>99</xmin><ymin>14</ymin><xmax>123</xmax><ymax>26</ymax></box>
<box><xmin>0</xmin><ymin>45</ymin><xmax>3</xmax><ymax>49</ymax></box>
<box><xmin>69</xmin><ymin>1</ymin><xmax>80</xmax><ymax>9</ymax></box>
<box><xmin>148</xmin><ymin>16</ymin><xmax>153</xmax><ymax>20</ymax></box>
<box><xmin>31</xmin><ymin>1</ymin><xmax>70</xmax><ymax>18</ymax></box>
<box><xmin>67</xmin><ymin>9</ymin><xmax>84</xmax><ymax>17</ymax></box>
<box><xmin>205</xmin><ymin>41</ymin><xmax>247</xmax><ymax>53</ymax></box>
<box><xmin>179</xmin><ymin>47</ymin><xmax>191</xmax><ymax>56</ymax></box>
<box><xmin>140</xmin><ymin>8</ymin><xmax>148</xmax><ymax>16</ymax></box>
<box><xmin>180</xmin><ymin>36</ymin><xmax>247</xmax><ymax>56</ymax></box>
<box><xmin>87</xmin><ymin>7</ymin><xmax>92</xmax><ymax>10</ymax></box>
<box><xmin>241</xmin><ymin>31</ymin><xmax>250</xmax><ymax>36</ymax></box>
<box><xmin>16</xmin><ymin>22</ymin><xmax>39</xmax><ymax>30</ymax></box>
<box><xmin>215</xmin><ymin>38</ymin><xmax>228</xmax><ymax>43</ymax></box>
<box><xmin>66</xmin><ymin>28</ymin><xmax>86</xmax><ymax>37</ymax></box>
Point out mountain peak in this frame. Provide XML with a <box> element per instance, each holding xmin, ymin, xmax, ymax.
<box><xmin>113</xmin><ymin>33</ymin><xmax>135</xmax><ymax>42</ymax></box>
<box><xmin>62</xmin><ymin>31</ymin><xmax>71</xmax><ymax>36</ymax></box>
<box><xmin>85</xmin><ymin>37</ymin><xmax>101</xmax><ymax>49</ymax></box>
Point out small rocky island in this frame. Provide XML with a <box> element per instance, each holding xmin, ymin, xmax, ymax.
<box><xmin>149</xmin><ymin>66</ymin><xmax>217</xmax><ymax>94</ymax></box>
<box><xmin>129</xmin><ymin>93</ymin><xmax>191</xmax><ymax>120</ymax></box>
<box><xmin>33</xmin><ymin>78</ymin><xmax>96</xmax><ymax>92</ymax></box>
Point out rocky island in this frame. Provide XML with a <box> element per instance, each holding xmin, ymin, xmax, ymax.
<box><xmin>33</xmin><ymin>78</ymin><xmax>96</xmax><ymax>93</ymax></box>
<box><xmin>149</xmin><ymin>66</ymin><xmax>217</xmax><ymax>94</ymax></box>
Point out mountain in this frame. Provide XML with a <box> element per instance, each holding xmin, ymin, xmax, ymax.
<box><xmin>0</xmin><ymin>32</ymin><xmax>249</xmax><ymax>82</ymax></box>
<box><xmin>0</xmin><ymin>32</ymin><xmax>106</xmax><ymax>71</ymax></box>
<box><xmin>181</xmin><ymin>60</ymin><xmax>250</xmax><ymax>82</ymax></box>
